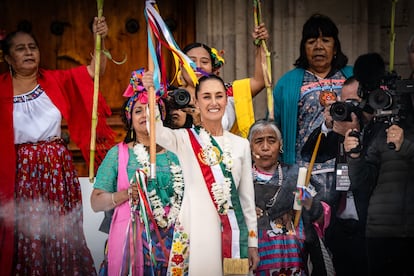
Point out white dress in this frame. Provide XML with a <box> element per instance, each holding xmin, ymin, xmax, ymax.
<box><xmin>154</xmin><ymin>113</ymin><xmax>257</xmax><ymax>275</ymax></box>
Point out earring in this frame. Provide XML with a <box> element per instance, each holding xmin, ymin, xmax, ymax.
<box><xmin>279</xmin><ymin>144</ymin><xmax>284</xmax><ymax>153</ymax></box>
<box><xmin>130</xmin><ymin>127</ymin><xmax>135</xmax><ymax>141</ymax></box>
<box><xmin>9</xmin><ymin>64</ymin><xmax>13</xmax><ymax>76</ymax></box>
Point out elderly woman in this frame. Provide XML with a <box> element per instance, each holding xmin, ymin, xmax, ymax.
<box><xmin>248</xmin><ymin>119</ymin><xmax>324</xmax><ymax>275</ymax></box>
<box><xmin>143</xmin><ymin>72</ymin><xmax>259</xmax><ymax>275</ymax></box>
<box><xmin>0</xmin><ymin>17</ymin><xmax>112</xmax><ymax>275</ymax></box>
<box><xmin>272</xmin><ymin>13</ymin><xmax>353</xmax><ymax>206</ymax></box>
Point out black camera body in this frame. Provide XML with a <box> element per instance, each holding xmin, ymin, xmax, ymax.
<box><xmin>165</xmin><ymin>88</ymin><xmax>191</xmax><ymax>110</ymax></box>
<box><xmin>354</xmin><ymin>53</ymin><xmax>414</xmax><ymax>124</ymax></box>
<box><xmin>358</xmin><ymin>72</ymin><xmax>414</xmax><ymax>123</ymax></box>
<box><xmin>330</xmin><ymin>99</ymin><xmax>361</xmax><ymax>122</ymax></box>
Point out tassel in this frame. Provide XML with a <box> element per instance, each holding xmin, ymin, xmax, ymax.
<box><xmin>223</xmin><ymin>258</ymin><xmax>249</xmax><ymax>275</ymax></box>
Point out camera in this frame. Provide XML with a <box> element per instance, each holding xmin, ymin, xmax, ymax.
<box><xmin>162</xmin><ymin>87</ymin><xmax>194</xmax><ymax>129</ymax></box>
<box><xmin>165</xmin><ymin>88</ymin><xmax>191</xmax><ymax>110</ymax></box>
<box><xmin>330</xmin><ymin>99</ymin><xmax>361</xmax><ymax>122</ymax></box>
<box><xmin>354</xmin><ymin>53</ymin><xmax>414</xmax><ymax>124</ymax></box>
<box><xmin>359</xmin><ymin>72</ymin><xmax>414</xmax><ymax>122</ymax></box>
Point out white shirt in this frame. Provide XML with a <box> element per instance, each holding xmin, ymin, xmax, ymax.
<box><xmin>13</xmin><ymin>85</ymin><xmax>61</xmax><ymax>144</ymax></box>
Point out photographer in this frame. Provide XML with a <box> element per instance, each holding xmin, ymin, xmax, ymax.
<box><xmin>162</xmin><ymin>86</ymin><xmax>199</xmax><ymax>129</ymax></box>
<box><xmin>301</xmin><ymin>76</ymin><xmax>373</xmax><ymax>275</ymax></box>
<box><xmin>343</xmin><ymin>53</ymin><xmax>414</xmax><ymax>275</ymax></box>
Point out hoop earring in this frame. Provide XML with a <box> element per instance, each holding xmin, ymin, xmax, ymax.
<box><xmin>279</xmin><ymin>144</ymin><xmax>284</xmax><ymax>153</ymax></box>
<box><xmin>9</xmin><ymin>65</ymin><xmax>13</xmax><ymax>76</ymax></box>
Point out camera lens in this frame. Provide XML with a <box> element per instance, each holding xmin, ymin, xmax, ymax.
<box><xmin>368</xmin><ymin>88</ymin><xmax>392</xmax><ymax>110</ymax></box>
<box><xmin>166</xmin><ymin>88</ymin><xmax>191</xmax><ymax>109</ymax></box>
<box><xmin>174</xmin><ymin>89</ymin><xmax>190</xmax><ymax>106</ymax></box>
<box><xmin>330</xmin><ymin>102</ymin><xmax>349</xmax><ymax>121</ymax></box>
<box><xmin>174</xmin><ymin>89</ymin><xmax>191</xmax><ymax>106</ymax></box>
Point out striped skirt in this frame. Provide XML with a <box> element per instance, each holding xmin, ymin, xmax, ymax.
<box><xmin>255</xmin><ymin>220</ymin><xmax>307</xmax><ymax>276</ymax></box>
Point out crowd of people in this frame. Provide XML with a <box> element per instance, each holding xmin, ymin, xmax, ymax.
<box><xmin>1</xmin><ymin>9</ymin><xmax>413</xmax><ymax>276</ymax></box>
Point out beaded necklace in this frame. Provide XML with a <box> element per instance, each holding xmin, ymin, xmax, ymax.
<box><xmin>253</xmin><ymin>162</ymin><xmax>283</xmax><ymax>207</ymax></box>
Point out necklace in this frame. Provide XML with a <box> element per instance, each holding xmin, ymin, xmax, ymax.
<box><xmin>253</xmin><ymin>162</ymin><xmax>283</xmax><ymax>208</ymax></box>
<box><xmin>133</xmin><ymin>143</ymin><xmax>184</xmax><ymax>228</ymax></box>
<box><xmin>199</xmin><ymin>127</ymin><xmax>232</xmax><ymax>214</ymax></box>
<box><xmin>309</xmin><ymin>71</ymin><xmax>337</xmax><ymax>107</ymax></box>
<box><xmin>253</xmin><ymin>162</ymin><xmax>283</xmax><ymax>186</ymax></box>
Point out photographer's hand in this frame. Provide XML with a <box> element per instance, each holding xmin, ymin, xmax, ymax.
<box><xmin>322</xmin><ymin>100</ymin><xmax>335</xmax><ymax>129</ymax></box>
<box><xmin>333</xmin><ymin>113</ymin><xmax>359</xmax><ymax>136</ymax></box>
<box><xmin>181</xmin><ymin>106</ymin><xmax>201</xmax><ymax>126</ymax></box>
<box><xmin>386</xmin><ymin>125</ymin><xmax>404</xmax><ymax>151</ymax></box>
<box><xmin>344</xmin><ymin>129</ymin><xmax>361</xmax><ymax>158</ymax></box>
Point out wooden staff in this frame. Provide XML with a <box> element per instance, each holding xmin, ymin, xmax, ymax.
<box><xmin>294</xmin><ymin>132</ymin><xmax>323</xmax><ymax>227</ymax></box>
<box><xmin>253</xmin><ymin>0</ymin><xmax>273</xmax><ymax>120</ymax></box>
<box><xmin>147</xmin><ymin>1</ymin><xmax>157</xmax><ymax>180</ymax></box>
<box><xmin>89</xmin><ymin>0</ymin><xmax>104</xmax><ymax>183</ymax></box>
<box><xmin>389</xmin><ymin>0</ymin><xmax>397</xmax><ymax>72</ymax></box>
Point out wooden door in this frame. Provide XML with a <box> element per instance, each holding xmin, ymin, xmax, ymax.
<box><xmin>0</xmin><ymin>0</ymin><xmax>195</xmax><ymax>176</ymax></box>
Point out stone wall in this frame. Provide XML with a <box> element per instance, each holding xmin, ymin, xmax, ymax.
<box><xmin>196</xmin><ymin>0</ymin><xmax>414</xmax><ymax>119</ymax></box>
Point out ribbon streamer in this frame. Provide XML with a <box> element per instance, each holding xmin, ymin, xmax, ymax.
<box><xmin>145</xmin><ymin>0</ymin><xmax>198</xmax><ymax>91</ymax></box>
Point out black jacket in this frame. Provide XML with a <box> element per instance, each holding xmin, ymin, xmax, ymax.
<box><xmin>348</xmin><ymin>118</ymin><xmax>414</xmax><ymax>238</ymax></box>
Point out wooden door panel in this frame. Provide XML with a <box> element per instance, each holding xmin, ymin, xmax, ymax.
<box><xmin>0</xmin><ymin>0</ymin><xmax>195</xmax><ymax>176</ymax></box>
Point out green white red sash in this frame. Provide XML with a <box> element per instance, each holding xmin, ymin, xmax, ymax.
<box><xmin>187</xmin><ymin>128</ymin><xmax>248</xmax><ymax>260</ymax></box>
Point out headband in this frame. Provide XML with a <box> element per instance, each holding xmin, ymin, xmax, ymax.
<box><xmin>123</xmin><ymin>68</ymin><xmax>148</xmax><ymax>121</ymax></box>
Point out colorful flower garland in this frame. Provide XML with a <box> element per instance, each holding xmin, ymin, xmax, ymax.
<box><xmin>133</xmin><ymin>143</ymin><xmax>184</xmax><ymax>228</ymax></box>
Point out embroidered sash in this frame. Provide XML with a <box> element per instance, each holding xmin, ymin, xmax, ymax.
<box><xmin>187</xmin><ymin>128</ymin><xmax>249</xmax><ymax>273</ymax></box>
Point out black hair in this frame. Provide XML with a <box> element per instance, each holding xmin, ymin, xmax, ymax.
<box><xmin>294</xmin><ymin>13</ymin><xmax>348</xmax><ymax>74</ymax></box>
<box><xmin>163</xmin><ymin>109</ymin><xmax>193</xmax><ymax>129</ymax></box>
<box><xmin>183</xmin><ymin>42</ymin><xmax>213</xmax><ymax>67</ymax></box>
<box><xmin>1</xmin><ymin>30</ymin><xmax>39</xmax><ymax>57</ymax></box>
<box><xmin>183</xmin><ymin>42</ymin><xmax>212</xmax><ymax>56</ymax></box>
<box><xmin>182</xmin><ymin>42</ymin><xmax>223</xmax><ymax>71</ymax></box>
<box><xmin>120</xmin><ymin>99</ymin><xmax>136</xmax><ymax>144</ymax></box>
<box><xmin>195</xmin><ymin>74</ymin><xmax>226</xmax><ymax>99</ymax></box>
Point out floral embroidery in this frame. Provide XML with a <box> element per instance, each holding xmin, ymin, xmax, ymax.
<box><xmin>168</xmin><ymin>222</ymin><xmax>189</xmax><ymax>276</ymax></box>
<box><xmin>171</xmin><ymin>267</ymin><xmax>184</xmax><ymax>276</ymax></box>
<box><xmin>199</xmin><ymin>128</ymin><xmax>232</xmax><ymax>214</ymax></box>
<box><xmin>133</xmin><ymin>144</ymin><xmax>184</xmax><ymax>228</ymax></box>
